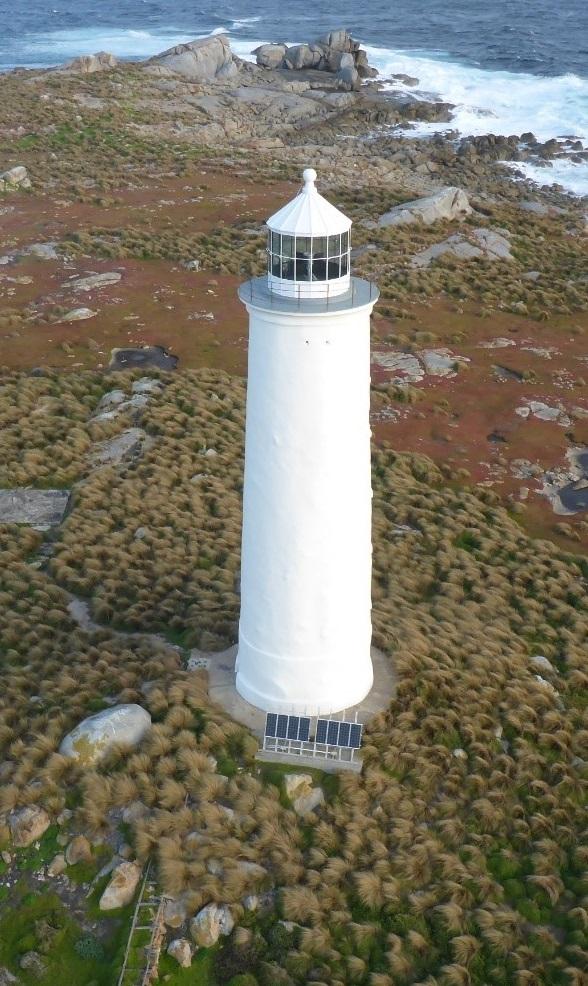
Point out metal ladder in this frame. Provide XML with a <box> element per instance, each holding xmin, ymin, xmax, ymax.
<box><xmin>117</xmin><ymin>861</ymin><xmax>170</xmax><ymax>986</ymax></box>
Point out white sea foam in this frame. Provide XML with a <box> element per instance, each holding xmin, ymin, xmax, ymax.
<box><xmin>365</xmin><ymin>44</ymin><xmax>588</xmax><ymax>196</ymax></box>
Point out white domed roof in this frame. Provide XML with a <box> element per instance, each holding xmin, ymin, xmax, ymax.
<box><xmin>267</xmin><ymin>168</ymin><xmax>351</xmax><ymax>237</ymax></box>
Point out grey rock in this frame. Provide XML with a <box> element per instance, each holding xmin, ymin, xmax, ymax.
<box><xmin>95</xmin><ymin>389</ymin><xmax>127</xmax><ymax>411</ymax></box>
<box><xmin>293</xmin><ymin>787</ymin><xmax>325</xmax><ymax>817</ymax></box>
<box><xmin>0</xmin><ymin>968</ymin><xmax>20</xmax><ymax>985</ymax></box>
<box><xmin>190</xmin><ymin>903</ymin><xmax>234</xmax><ymax>947</ymax></box>
<box><xmin>19</xmin><ymin>953</ymin><xmax>45</xmax><ymax>978</ymax></box>
<box><xmin>62</xmin><ymin>51</ymin><xmax>118</xmax><ymax>73</ymax></box>
<box><xmin>22</xmin><ymin>242</ymin><xmax>59</xmax><ymax>260</ymax></box>
<box><xmin>531</xmin><ymin>654</ymin><xmax>556</xmax><ymax>674</ymax></box>
<box><xmin>62</xmin><ymin>307</ymin><xmax>97</xmax><ymax>321</ymax></box>
<box><xmin>336</xmin><ymin>65</ymin><xmax>360</xmax><ymax>91</ymax></box>
<box><xmin>132</xmin><ymin>377</ymin><xmax>164</xmax><ymax>394</ymax></box>
<box><xmin>253</xmin><ymin>43</ymin><xmax>287</xmax><ymax>69</ymax></box>
<box><xmin>99</xmin><ymin>861</ymin><xmax>142</xmax><ymax>910</ymax></box>
<box><xmin>391</xmin><ymin>73</ymin><xmax>419</xmax><ymax>86</ymax></box>
<box><xmin>0</xmin><ymin>489</ymin><xmax>69</xmax><ymax>530</ymax></box>
<box><xmin>378</xmin><ymin>187</ymin><xmax>472</xmax><ymax>227</ymax></box>
<box><xmin>163</xmin><ymin>897</ymin><xmax>188</xmax><ymax>928</ymax></box>
<box><xmin>8</xmin><ymin>806</ymin><xmax>51</xmax><ymax>848</ymax></box>
<box><xmin>284</xmin><ymin>44</ymin><xmax>324</xmax><ymax>71</ymax></box>
<box><xmin>90</xmin><ymin>428</ymin><xmax>147</xmax><ymax>466</ymax></box>
<box><xmin>69</xmin><ymin>271</ymin><xmax>121</xmax><ymax>291</ymax></box>
<box><xmin>59</xmin><ymin>704</ymin><xmax>152</xmax><ymax>766</ymax></box>
<box><xmin>65</xmin><ymin>834</ymin><xmax>92</xmax><ymax>865</ymax></box>
<box><xmin>167</xmin><ymin>939</ymin><xmax>192</xmax><ymax>968</ymax></box>
<box><xmin>147</xmin><ymin>35</ymin><xmax>238</xmax><ymax>82</ymax></box>
<box><xmin>47</xmin><ymin>853</ymin><xmax>67</xmax><ymax>877</ymax></box>
<box><xmin>411</xmin><ymin>229</ymin><xmax>512</xmax><ymax>268</ymax></box>
<box><xmin>0</xmin><ymin>166</ymin><xmax>31</xmax><ymax>192</ymax></box>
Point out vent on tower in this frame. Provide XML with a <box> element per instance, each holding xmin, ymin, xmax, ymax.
<box><xmin>266</xmin><ymin>168</ymin><xmax>352</xmax><ymax>299</ymax></box>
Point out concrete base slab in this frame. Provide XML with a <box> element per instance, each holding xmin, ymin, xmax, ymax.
<box><xmin>192</xmin><ymin>643</ymin><xmax>395</xmax><ymax>772</ymax></box>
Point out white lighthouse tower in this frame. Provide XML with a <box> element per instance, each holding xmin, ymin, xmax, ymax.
<box><xmin>236</xmin><ymin>168</ymin><xmax>379</xmax><ymax>716</ymax></box>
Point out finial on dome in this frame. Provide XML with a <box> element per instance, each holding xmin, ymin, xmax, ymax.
<box><xmin>303</xmin><ymin>167</ymin><xmax>317</xmax><ymax>187</ymax></box>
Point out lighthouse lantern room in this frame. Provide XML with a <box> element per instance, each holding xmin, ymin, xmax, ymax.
<box><xmin>236</xmin><ymin>169</ymin><xmax>379</xmax><ymax>716</ymax></box>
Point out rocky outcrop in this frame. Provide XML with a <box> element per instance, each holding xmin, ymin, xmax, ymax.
<box><xmin>411</xmin><ymin>228</ymin><xmax>513</xmax><ymax>267</ymax></box>
<box><xmin>147</xmin><ymin>36</ymin><xmax>238</xmax><ymax>82</ymax></box>
<box><xmin>167</xmin><ymin>939</ymin><xmax>192</xmax><ymax>968</ymax></box>
<box><xmin>253</xmin><ymin>28</ymin><xmax>376</xmax><ymax>88</ymax></box>
<box><xmin>69</xmin><ymin>271</ymin><xmax>122</xmax><ymax>292</ymax></box>
<box><xmin>254</xmin><ymin>44</ymin><xmax>287</xmax><ymax>70</ymax></box>
<box><xmin>59</xmin><ymin>704</ymin><xmax>152</xmax><ymax>766</ymax></box>
<box><xmin>63</xmin><ymin>51</ymin><xmax>118</xmax><ymax>73</ymax></box>
<box><xmin>190</xmin><ymin>903</ymin><xmax>234</xmax><ymax>947</ymax></box>
<box><xmin>8</xmin><ymin>806</ymin><xmax>51</xmax><ymax>848</ymax></box>
<box><xmin>99</xmin><ymin>860</ymin><xmax>142</xmax><ymax>910</ymax></box>
<box><xmin>0</xmin><ymin>489</ymin><xmax>70</xmax><ymax>530</ymax></box>
<box><xmin>0</xmin><ymin>166</ymin><xmax>31</xmax><ymax>192</ymax></box>
<box><xmin>377</xmin><ymin>187</ymin><xmax>472</xmax><ymax>227</ymax></box>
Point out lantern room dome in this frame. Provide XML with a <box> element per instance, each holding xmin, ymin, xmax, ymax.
<box><xmin>266</xmin><ymin>169</ymin><xmax>352</xmax><ymax>299</ymax></box>
<box><xmin>267</xmin><ymin>168</ymin><xmax>352</xmax><ymax>238</ymax></box>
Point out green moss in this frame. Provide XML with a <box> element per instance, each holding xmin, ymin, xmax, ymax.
<box><xmin>0</xmin><ymin>891</ymin><xmax>128</xmax><ymax>986</ymax></box>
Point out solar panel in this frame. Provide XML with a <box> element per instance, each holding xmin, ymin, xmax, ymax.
<box><xmin>338</xmin><ymin>722</ymin><xmax>351</xmax><ymax>747</ymax></box>
<box><xmin>315</xmin><ymin>719</ymin><xmax>328</xmax><ymax>744</ymax></box>
<box><xmin>327</xmin><ymin>720</ymin><xmax>339</xmax><ymax>745</ymax></box>
<box><xmin>349</xmin><ymin>723</ymin><xmax>363</xmax><ymax>749</ymax></box>
<box><xmin>265</xmin><ymin>713</ymin><xmax>277</xmax><ymax>738</ymax></box>
<box><xmin>287</xmin><ymin>716</ymin><xmax>299</xmax><ymax>740</ymax></box>
<box><xmin>276</xmin><ymin>715</ymin><xmax>289</xmax><ymax>739</ymax></box>
<box><xmin>298</xmin><ymin>717</ymin><xmax>311</xmax><ymax>742</ymax></box>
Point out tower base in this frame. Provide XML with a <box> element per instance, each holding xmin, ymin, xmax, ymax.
<box><xmin>191</xmin><ymin>643</ymin><xmax>395</xmax><ymax>769</ymax></box>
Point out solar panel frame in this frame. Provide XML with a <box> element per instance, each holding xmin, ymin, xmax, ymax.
<box><xmin>338</xmin><ymin>722</ymin><xmax>351</xmax><ymax>747</ymax></box>
<box><xmin>315</xmin><ymin>719</ymin><xmax>328</xmax><ymax>744</ymax></box>
<box><xmin>298</xmin><ymin>717</ymin><xmax>311</xmax><ymax>742</ymax></box>
<box><xmin>287</xmin><ymin>716</ymin><xmax>299</xmax><ymax>740</ymax></box>
<box><xmin>276</xmin><ymin>715</ymin><xmax>289</xmax><ymax>739</ymax></box>
<box><xmin>265</xmin><ymin>713</ymin><xmax>277</xmax><ymax>738</ymax></box>
<box><xmin>349</xmin><ymin>723</ymin><xmax>363</xmax><ymax>749</ymax></box>
<box><xmin>327</xmin><ymin>720</ymin><xmax>339</xmax><ymax>745</ymax></box>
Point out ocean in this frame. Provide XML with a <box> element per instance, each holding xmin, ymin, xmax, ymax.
<box><xmin>1</xmin><ymin>0</ymin><xmax>587</xmax><ymax>196</ymax></box>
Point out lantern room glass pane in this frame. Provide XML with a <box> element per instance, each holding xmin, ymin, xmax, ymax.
<box><xmin>341</xmin><ymin>230</ymin><xmax>349</xmax><ymax>252</ymax></box>
<box><xmin>313</xmin><ymin>237</ymin><xmax>327</xmax><ymax>259</ymax></box>
<box><xmin>340</xmin><ymin>252</ymin><xmax>349</xmax><ymax>276</ymax></box>
<box><xmin>271</xmin><ymin>231</ymin><xmax>281</xmax><ymax>253</ymax></box>
<box><xmin>312</xmin><ymin>258</ymin><xmax>327</xmax><ymax>281</ymax></box>
<box><xmin>328</xmin><ymin>234</ymin><xmax>341</xmax><ymax>258</ymax></box>
<box><xmin>281</xmin><ymin>235</ymin><xmax>294</xmax><ymax>258</ymax></box>
<box><xmin>296</xmin><ymin>236</ymin><xmax>312</xmax><ymax>255</ymax></box>
<box><xmin>271</xmin><ymin>254</ymin><xmax>281</xmax><ymax>277</ymax></box>
<box><xmin>296</xmin><ymin>257</ymin><xmax>312</xmax><ymax>281</ymax></box>
<box><xmin>327</xmin><ymin>257</ymin><xmax>341</xmax><ymax>278</ymax></box>
<box><xmin>281</xmin><ymin>258</ymin><xmax>295</xmax><ymax>280</ymax></box>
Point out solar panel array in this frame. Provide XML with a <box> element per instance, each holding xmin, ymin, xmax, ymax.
<box><xmin>265</xmin><ymin>713</ymin><xmax>311</xmax><ymax>743</ymax></box>
<box><xmin>316</xmin><ymin>718</ymin><xmax>363</xmax><ymax>749</ymax></box>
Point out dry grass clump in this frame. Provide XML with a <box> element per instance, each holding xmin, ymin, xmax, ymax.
<box><xmin>0</xmin><ymin>369</ymin><xmax>108</xmax><ymax>486</ymax></box>
<box><xmin>50</xmin><ymin>368</ymin><xmax>245</xmax><ymax>649</ymax></box>
<box><xmin>1</xmin><ymin>368</ymin><xmax>586</xmax><ymax>985</ymax></box>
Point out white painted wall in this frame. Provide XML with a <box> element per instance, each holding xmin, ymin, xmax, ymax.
<box><xmin>236</xmin><ymin>296</ymin><xmax>376</xmax><ymax>715</ymax></box>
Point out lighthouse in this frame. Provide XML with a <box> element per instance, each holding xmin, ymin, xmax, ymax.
<box><xmin>236</xmin><ymin>168</ymin><xmax>379</xmax><ymax>716</ymax></box>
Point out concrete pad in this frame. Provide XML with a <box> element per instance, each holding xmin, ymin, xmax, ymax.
<box><xmin>201</xmin><ymin>643</ymin><xmax>396</xmax><ymax>772</ymax></box>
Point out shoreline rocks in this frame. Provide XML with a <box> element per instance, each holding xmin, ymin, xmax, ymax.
<box><xmin>146</xmin><ymin>36</ymin><xmax>238</xmax><ymax>82</ymax></box>
<box><xmin>254</xmin><ymin>28</ymin><xmax>377</xmax><ymax>91</ymax></box>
